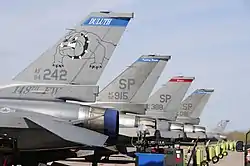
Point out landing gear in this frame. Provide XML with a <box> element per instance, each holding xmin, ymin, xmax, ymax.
<box><xmin>223</xmin><ymin>151</ymin><xmax>228</xmax><ymax>156</ymax></box>
<box><xmin>218</xmin><ymin>153</ymin><xmax>223</xmax><ymax>159</ymax></box>
<box><xmin>212</xmin><ymin>156</ymin><xmax>219</xmax><ymax>164</ymax></box>
<box><xmin>201</xmin><ymin>161</ymin><xmax>209</xmax><ymax>166</ymax></box>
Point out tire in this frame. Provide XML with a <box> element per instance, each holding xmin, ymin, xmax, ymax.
<box><xmin>201</xmin><ymin>161</ymin><xmax>209</xmax><ymax>166</ymax></box>
<box><xmin>212</xmin><ymin>156</ymin><xmax>219</xmax><ymax>164</ymax></box>
<box><xmin>223</xmin><ymin>151</ymin><xmax>228</xmax><ymax>156</ymax></box>
<box><xmin>218</xmin><ymin>153</ymin><xmax>223</xmax><ymax>159</ymax></box>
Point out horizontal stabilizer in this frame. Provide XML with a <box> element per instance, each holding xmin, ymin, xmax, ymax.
<box><xmin>0</xmin><ymin>83</ymin><xmax>98</xmax><ymax>102</ymax></box>
<box><xmin>24</xmin><ymin>116</ymin><xmax>108</xmax><ymax>147</ymax></box>
<box><xmin>1</xmin><ymin>108</ymin><xmax>108</xmax><ymax>147</ymax></box>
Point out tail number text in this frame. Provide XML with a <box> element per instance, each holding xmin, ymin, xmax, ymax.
<box><xmin>43</xmin><ymin>69</ymin><xmax>68</xmax><ymax>81</ymax></box>
<box><xmin>108</xmin><ymin>92</ymin><xmax>128</xmax><ymax>100</ymax></box>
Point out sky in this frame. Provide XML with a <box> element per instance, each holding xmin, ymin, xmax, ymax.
<box><xmin>0</xmin><ymin>0</ymin><xmax>250</xmax><ymax>131</ymax></box>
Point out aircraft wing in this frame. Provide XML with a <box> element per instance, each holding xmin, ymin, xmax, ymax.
<box><xmin>1</xmin><ymin>108</ymin><xmax>108</xmax><ymax>147</ymax></box>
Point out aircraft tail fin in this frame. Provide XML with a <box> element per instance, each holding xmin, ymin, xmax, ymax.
<box><xmin>13</xmin><ymin>11</ymin><xmax>133</xmax><ymax>85</ymax></box>
<box><xmin>97</xmin><ymin>55</ymin><xmax>171</xmax><ymax>102</ymax></box>
<box><xmin>130</xmin><ymin>55</ymin><xmax>171</xmax><ymax>103</ymax></box>
<box><xmin>178</xmin><ymin>89</ymin><xmax>214</xmax><ymax>118</ymax></box>
<box><xmin>146</xmin><ymin>76</ymin><xmax>194</xmax><ymax>120</ymax></box>
<box><xmin>213</xmin><ymin>120</ymin><xmax>230</xmax><ymax>134</ymax></box>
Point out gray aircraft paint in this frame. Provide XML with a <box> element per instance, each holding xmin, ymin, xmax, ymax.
<box><xmin>178</xmin><ymin>89</ymin><xmax>214</xmax><ymax>118</ymax></box>
<box><xmin>146</xmin><ymin>76</ymin><xmax>195</xmax><ymax>120</ymax></box>
<box><xmin>86</xmin><ymin>55</ymin><xmax>171</xmax><ymax>114</ymax></box>
<box><xmin>130</xmin><ymin>56</ymin><xmax>171</xmax><ymax>103</ymax></box>
<box><xmin>212</xmin><ymin>120</ymin><xmax>230</xmax><ymax>134</ymax></box>
<box><xmin>206</xmin><ymin>120</ymin><xmax>230</xmax><ymax>140</ymax></box>
<box><xmin>0</xmin><ymin>11</ymin><xmax>135</xmax><ymax>160</ymax></box>
<box><xmin>0</xmin><ymin>99</ymin><xmax>112</xmax><ymax>147</ymax></box>
<box><xmin>168</xmin><ymin>89</ymin><xmax>214</xmax><ymax>140</ymax></box>
<box><xmin>0</xmin><ymin>109</ymin><xmax>108</xmax><ymax>149</ymax></box>
<box><xmin>97</xmin><ymin>55</ymin><xmax>171</xmax><ymax>103</ymax></box>
<box><xmin>175</xmin><ymin>89</ymin><xmax>214</xmax><ymax>124</ymax></box>
<box><xmin>13</xmin><ymin>12</ymin><xmax>133</xmax><ymax>85</ymax></box>
<box><xmin>0</xmin><ymin>83</ymin><xmax>99</xmax><ymax>102</ymax></box>
<box><xmin>170</xmin><ymin>89</ymin><xmax>214</xmax><ymax>140</ymax></box>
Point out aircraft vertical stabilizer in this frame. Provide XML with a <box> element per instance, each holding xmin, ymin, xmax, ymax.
<box><xmin>146</xmin><ymin>76</ymin><xmax>194</xmax><ymax>120</ymax></box>
<box><xmin>177</xmin><ymin>89</ymin><xmax>214</xmax><ymax>119</ymax></box>
<box><xmin>13</xmin><ymin>12</ymin><xmax>134</xmax><ymax>85</ymax></box>
<box><xmin>97</xmin><ymin>55</ymin><xmax>171</xmax><ymax>103</ymax></box>
<box><xmin>213</xmin><ymin>120</ymin><xmax>230</xmax><ymax>134</ymax></box>
<box><xmin>130</xmin><ymin>56</ymin><xmax>170</xmax><ymax>103</ymax></box>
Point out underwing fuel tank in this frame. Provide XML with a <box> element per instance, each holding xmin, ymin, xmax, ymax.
<box><xmin>0</xmin><ymin>99</ymin><xmax>119</xmax><ymax>138</ymax></box>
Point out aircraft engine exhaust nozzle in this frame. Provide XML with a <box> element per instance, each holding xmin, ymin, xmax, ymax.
<box><xmin>169</xmin><ymin>122</ymin><xmax>184</xmax><ymax>131</ymax></box>
<box><xmin>104</xmin><ymin>108</ymin><xmax>119</xmax><ymax>139</ymax></box>
<box><xmin>183</xmin><ymin>124</ymin><xmax>194</xmax><ymax>133</ymax></box>
<box><xmin>119</xmin><ymin>114</ymin><xmax>156</xmax><ymax>129</ymax></box>
<box><xmin>135</xmin><ymin>116</ymin><xmax>156</xmax><ymax>129</ymax></box>
<box><xmin>194</xmin><ymin>126</ymin><xmax>206</xmax><ymax>133</ymax></box>
<box><xmin>77</xmin><ymin>106</ymin><xmax>120</xmax><ymax>139</ymax></box>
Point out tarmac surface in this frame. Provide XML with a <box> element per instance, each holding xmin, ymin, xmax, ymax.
<box><xmin>55</xmin><ymin>151</ymin><xmax>244</xmax><ymax>166</ymax></box>
<box><xmin>211</xmin><ymin>152</ymin><xmax>244</xmax><ymax>166</ymax></box>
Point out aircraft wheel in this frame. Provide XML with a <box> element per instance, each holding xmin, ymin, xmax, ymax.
<box><xmin>212</xmin><ymin>156</ymin><xmax>219</xmax><ymax>164</ymax></box>
<box><xmin>223</xmin><ymin>151</ymin><xmax>228</xmax><ymax>156</ymax></box>
<box><xmin>201</xmin><ymin>161</ymin><xmax>209</xmax><ymax>166</ymax></box>
<box><xmin>218</xmin><ymin>153</ymin><xmax>224</xmax><ymax>159</ymax></box>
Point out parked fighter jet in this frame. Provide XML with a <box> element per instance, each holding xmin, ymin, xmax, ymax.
<box><xmin>145</xmin><ymin>76</ymin><xmax>195</xmax><ymax>139</ymax></box>
<box><xmin>0</xmin><ymin>11</ymin><xmax>134</xmax><ymax>166</ymax></box>
<box><xmin>206</xmin><ymin>120</ymin><xmax>230</xmax><ymax>141</ymax></box>
<box><xmin>89</xmin><ymin>75</ymin><xmax>195</xmax><ymax>140</ymax></box>
<box><xmin>71</xmin><ymin>55</ymin><xmax>172</xmax><ymax>159</ymax></box>
<box><xmin>81</xmin><ymin>55</ymin><xmax>171</xmax><ymax>138</ymax></box>
<box><xmin>145</xmin><ymin>83</ymin><xmax>215</xmax><ymax>141</ymax></box>
<box><xmin>175</xmin><ymin>89</ymin><xmax>214</xmax><ymax>140</ymax></box>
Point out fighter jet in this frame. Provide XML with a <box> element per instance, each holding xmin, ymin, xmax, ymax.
<box><xmin>75</xmin><ymin>64</ymin><xmax>196</xmax><ymax>159</ymax></box>
<box><xmin>144</xmin><ymin>81</ymin><xmax>215</xmax><ymax>141</ymax></box>
<box><xmin>80</xmin><ymin>55</ymin><xmax>172</xmax><ymax>138</ymax></box>
<box><xmin>91</xmin><ymin>76</ymin><xmax>195</xmax><ymax>140</ymax></box>
<box><xmin>69</xmin><ymin>54</ymin><xmax>172</xmax><ymax>160</ymax></box>
<box><xmin>90</xmin><ymin>76</ymin><xmax>195</xmax><ymax>147</ymax></box>
<box><xmin>206</xmin><ymin>120</ymin><xmax>230</xmax><ymax>141</ymax></box>
<box><xmin>175</xmin><ymin>89</ymin><xmax>214</xmax><ymax>140</ymax></box>
<box><xmin>0</xmin><ymin>11</ymin><xmax>134</xmax><ymax>165</ymax></box>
